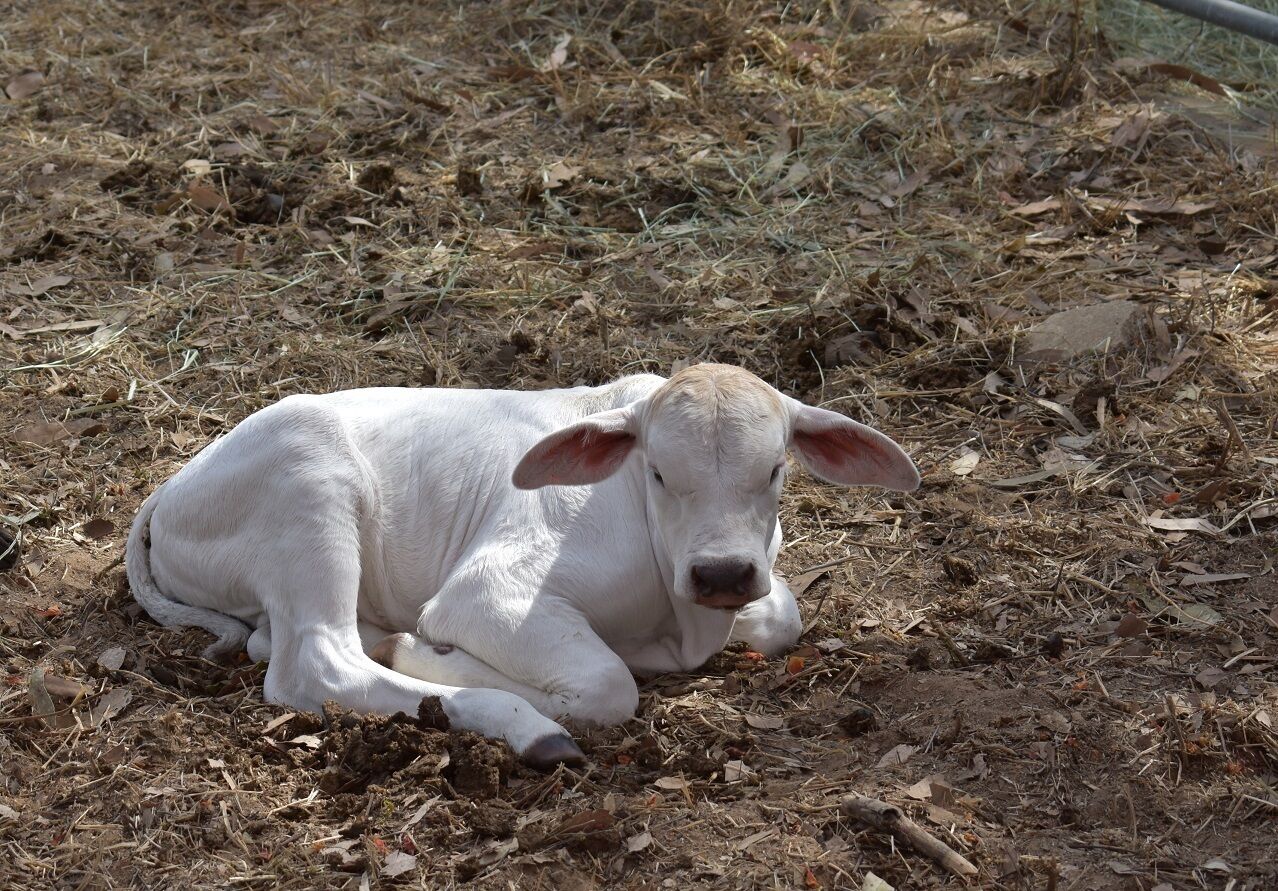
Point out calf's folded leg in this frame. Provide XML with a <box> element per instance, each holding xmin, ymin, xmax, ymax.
<box><xmin>264</xmin><ymin>621</ymin><xmax>584</xmax><ymax>768</ymax></box>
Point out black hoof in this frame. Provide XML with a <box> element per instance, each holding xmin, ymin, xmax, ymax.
<box><xmin>523</xmin><ymin>734</ymin><xmax>586</xmax><ymax>770</ymax></box>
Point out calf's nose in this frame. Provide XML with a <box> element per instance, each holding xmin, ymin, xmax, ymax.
<box><xmin>691</xmin><ymin>558</ymin><xmax>757</xmax><ymax>595</ymax></box>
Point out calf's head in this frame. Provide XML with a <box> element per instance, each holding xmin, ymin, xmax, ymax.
<box><xmin>513</xmin><ymin>365</ymin><xmax>919</xmax><ymax>610</ymax></box>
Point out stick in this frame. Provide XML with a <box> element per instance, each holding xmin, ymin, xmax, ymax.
<box><xmin>840</xmin><ymin>793</ymin><xmax>978</xmax><ymax>878</ymax></box>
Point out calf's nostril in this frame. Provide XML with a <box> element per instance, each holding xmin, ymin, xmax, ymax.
<box><xmin>691</xmin><ymin>559</ymin><xmax>756</xmax><ymax>594</ymax></box>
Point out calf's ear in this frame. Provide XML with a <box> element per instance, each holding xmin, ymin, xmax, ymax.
<box><xmin>513</xmin><ymin>407</ymin><xmax>638</xmax><ymax>489</ymax></box>
<box><xmin>785</xmin><ymin>399</ymin><xmax>920</xmax><ymax>492</ymax></box>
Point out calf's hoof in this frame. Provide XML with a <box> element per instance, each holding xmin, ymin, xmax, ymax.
<box><xmin>523</xmin><ymin>733</ymin><xmax>587</xmax><ymax>770</ymax></box>
<box><xmin>370</xmin><ymin>632</ymin><xmax>411</xmax><ymax>668</ymax></box>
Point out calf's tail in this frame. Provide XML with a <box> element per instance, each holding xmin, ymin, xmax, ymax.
<box><xmin>126</xmin><ymin>484</ymin><xmax>251</xmax><ymax>659</ymax></box>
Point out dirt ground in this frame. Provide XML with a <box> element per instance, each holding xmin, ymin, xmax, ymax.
<box><xmin>2</xmin><ymin>0</ymin><xmax>1277</xmax><ymax>888</ymax></box>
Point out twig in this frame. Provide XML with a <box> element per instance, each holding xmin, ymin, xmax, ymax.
<box><xmin>1164</xmin><ymin>695</ymin><xmax>1187</xmax><ymax>785</ymax></box>
<box><xmin>840</xmin><ymin>793</ymin><xmax>979</xmax><ymax>877</ymax></box>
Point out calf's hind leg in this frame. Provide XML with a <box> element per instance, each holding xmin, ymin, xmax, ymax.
<box><xmin>243</xmin><ymin>495</ymin><xmax>582</xmax><ymax>766</ymax></box>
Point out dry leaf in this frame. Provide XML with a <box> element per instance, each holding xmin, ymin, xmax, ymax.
<box><xmin>1084</xmin><ymin>195</ymin><xmax>1214</xmax><ymax>216</ymax></box>
<box><xmin>862</xmin><ymin>872</ymin><xmax>895</xmax><ymax>891</ymax></box>
<box><xmin>1146</xmin><ymin>516</ymin><xmax>1221</xmax><ymax>535</ymax></box>
<box><xmin>21</xmin><ymin>274</ymin><xmax>74</xmax><ymax>296</ymax></box>
<box><xmin>184</xmin><ymin>183</ymin><xmax>234</xmax><ymax>215</ymax></box>
<box><xmin>6</xmin><ymin>70</ymin><xmax>45</xmax><ymax>100</ymax></box>
<box><xmin>654</xmin><ymin>776</ymin><xmax>690</xmax><ymax>791</ymax></box>
<box><xmin>904</xmin><ymin>776</ymin><xmax>935</xmax><ymax>800</ymax></box>
<box><xmin>1115</xmin><ymin>614</ymin><xmax>1147</xmax><ymax>637</ymax></box>
<box><xmin>542</xmin><ymin>34</ymin><xmax>571</xmax><ymax>71</ymax></box>
<box><xmin>1009</xmin><ymin>196</ymin><xmax>1061</xmax><ymax>217</ymax></box>
<box><xmin>247</xmin><ymin>114</ymin><xmax>278</xmax><ymax>134</ymax></box>
<box><xmin>876</xmin><ymin>743</ymin><xmax>917</xmax><ymax>768</ymax></box>
<box><xmin>288</xmin><ymin>734</ymin><xmax>323</xmax><ymax>749</ymax></box>
<box><xmin>42</xmin><ymin>672</ymin><xmax>87</xmax><ymax>700</ymax></box>
<box><xmin>1195</xmin><ymin>667</ymin><xmax>1229</xmax><ymax>688</ymax></box>
<box><xmin>0</xmin><ymin>804</ymin><xmax>18</xmax><ymax>822</ymax></box>
<box><xmin>557</xmin><ymin>809</ymin><xmax>614</xmax><ymax>834</ymax></box>
<box><xmin>744</xmin><ymin>713</ymin><xmax>785</xmax><ymax>730</ymax></box>
<box><xmin>766</xmin><ymin>160</ymin><xmax>811</xmax><ymax>198</ymax></box>
<box><xmin>381</xmin><ymin>850</ymin><xmax>417</xmax><ymax>878</ymax></box>
<box><xmin>262</xmin><ymin>712</ymin><xmax>297</xmax><ymax>734</ymax></box>
<box><xmin>787</xmin><ymin>567</ymin><xmax>828</xmax><ymax>597</ymax></box>
<box><xmin>543</xmin><ymin>161</ymin><xmax>579</xmax><ymax>189</ymax></box>
<box><xmin>625</xmin><ymin>830</ymin><xmax>652</xmax><ymax>853</ymax></box>
<box><xmin>949</xmin><ymin>449</ymin><xmax>981</xmax><ymax>476</ymax></box>
<box><xmin>97</xmin><ymin>646</ymin><xmax>126</xmax><ymax>671</ymax></box>
<box><xmin>14</xmin><ymin>418</ymin><xmax>106</xmax><ymax>446</ymax></box>
<box><xmin>83</xmin><ymin>518</ymin><xmax>114</xmax><ymax>540</ymax></box>
<box><xmin>1176</xmin><ymin>603</ymin><xmax>1223</xmax><ymax>627</ymax></box>
<box><xmin>1178</xmin><ymin>572</ymin><xmax>1249</xmax><ymax>586</ymax></box>
<box><xmin>91</xmin><ymin>688</ymin><xmax>132</xmax><ymax>726</ymax></box>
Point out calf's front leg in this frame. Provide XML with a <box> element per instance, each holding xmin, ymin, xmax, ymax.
<box><xmin>729</xmin><ymin>574</ymin><xmax>802</xmax><ymax>656</ymax></box>
<box><xmin>416</xmin><ymin>588</ymin><xmax>641</xmax><ymax>727</ymax></box>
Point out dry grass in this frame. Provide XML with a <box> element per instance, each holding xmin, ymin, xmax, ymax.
<box><xmin>2</xmin><ymin>0</ymin><xmax>1277</xmax><ymax>888</ymax></box>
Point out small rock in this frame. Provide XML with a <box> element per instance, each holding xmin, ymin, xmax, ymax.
<box><xmin>838</xmin><ymin>706</ymin><xmax>878</xmax><ymax>737</ymax></box>
<box><xmin>0</xmin><ymin>529</ymin><xmax>18</xmax><ymax>571</ymax></box>
<box><xmin>941</xmin><ymin>554</ymin><xmax>978</xmax><ymax>587</ymax></box>
<box><xmin>1019</xmin><ymin>300</ymin><xmax>1143</xmax><ymax>364</ymax></box>
<box><xmin>1041</xmin><ymin>632</ymin><xmax>1067</xmax><ymax>658</ymax></box>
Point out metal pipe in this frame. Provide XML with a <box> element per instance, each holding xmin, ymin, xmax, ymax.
<box><xmin>1141</xmin><ymin>0</ymin><xmax>1278</xmax><ymax>46</ymax></box>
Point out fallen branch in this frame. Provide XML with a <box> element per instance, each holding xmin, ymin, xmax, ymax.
<box><xmin>840</xmin><ymin>793</ymin><xmax>979</xmax><ymax>878</ymax></box>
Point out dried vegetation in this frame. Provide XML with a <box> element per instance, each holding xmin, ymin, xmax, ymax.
<box><xmin>2</xmin><ymin>0</ymin><xmax>1277</xmax><ymax>888</ymax></box>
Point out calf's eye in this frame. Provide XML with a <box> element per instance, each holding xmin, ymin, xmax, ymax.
<box><xmin>770</xmin><ymin>464</ymin><xmax>783</xmax><ymax>484</ymax></box>
<box><xmin>651</xmin><ymin>469</ymin><xmax>665</xmax><ymax>486</ymax></box>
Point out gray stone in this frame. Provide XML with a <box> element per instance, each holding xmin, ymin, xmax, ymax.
<box><xmin>1019</xmin><ymin>300</ymin><xmax>1143</xmax><ymax>364</ymax></box>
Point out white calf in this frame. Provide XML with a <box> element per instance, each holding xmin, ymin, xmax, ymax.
<box><xmin>127</xmin><ymin>364</ymin><xmax>918</xmax><ymax>766</ymax></box>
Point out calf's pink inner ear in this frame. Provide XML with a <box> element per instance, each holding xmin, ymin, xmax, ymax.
<box><xmin>513</xmin><ymin>427</ymin><xmax>636</xmax><ymax>489</ymax></box>
<box><xmin>789</xmin><ymin>409</ymin><xmax>920</xmax><ymax>492</ymax></box>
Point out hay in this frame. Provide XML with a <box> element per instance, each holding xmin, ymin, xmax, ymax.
<box><xmin>2</xmin><ymin>0</ymin><xmax>1277</xmax><ymax>887</ymax></box>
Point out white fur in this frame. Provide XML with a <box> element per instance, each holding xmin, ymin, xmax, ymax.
<box><xmin>127</xmin><ymin>364</ymin><xmax>918</xmax><ymax>760</ymax></box>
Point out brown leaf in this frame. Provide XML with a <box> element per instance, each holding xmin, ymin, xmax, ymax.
<box><xmin>20</xmin><ymin>274</ymin><xmax>73</xmax><ymax>297</ymax></box>
<box><xmin>543</xmin><ymin>161</ymin><xmax>579</xmax><ymax>190</ymax></box>
<box><xmin>787</xmin><ymin>567</ymin><xmax>828</xmax><ymax>597</ymax></box>
<box><xmin>1147</xmin><ymin>62</ymin><xmax>1227</xmax><ymax>96</ymax></box>
<box><xmin>1178</xmin><ymin>572</ymin><xmax>1250</xmax><ymax>586</ymax></box>
<box><xmin>1083</xmin><ymin>195</ymin><xmax>1214</xmax><ymax>217</ymax></box>
<box><xmin>1009</xmin><ymin>197</ymin><xmax>1061</xmax><ymax>217</ymax></box>
<box><xmin>556</xmin><ymin>809</ymin><xmax>614</xmax><ymax>834</ymax></box>
<box><xmin>887</xmin><ymin>167</ymin><xmax>930</xmax><ymax>199</ymax></box>
<box><xmin>508</xmin><ymin>241</ymin><xmax>561</xmax><ymax>260</ymax></box>
<box><xmin>246</xmin><ymin>114</ymin><xmax>279</xmax><ymax>134</ymax></box>
<box><xmin>261</xmin><ymin>712</ymin><xmax>297</xmax><ymax>734</ymax></box>
<box><xmin>875</xmin><ymin>743</ymin><xmax>917</xmax><ymax>768</ymax></box>
<box><xmin>626</xmin><ymin>830</ymin><xmax>653</xmax><ymax>853</ymax></box>
<box><xmin>6</xmin><ymin>70</ymin><xmax>45</xmax><ymax>100</ymax></box>
<box><xmin>1115</xmin><ymin>613</ymin><xmax>1147</xmax><ymax>637</ymax></box>
<box><xmin>788</xmin><ymin>40</ymin><xmax>824</xmax><ymax>62</ymax></box>
<box><xmin>83</xmin><ymin>518</ymin><xmax>115</xmax><ymax>540</ymax></box>
<box><xmin>542</xmin><ymin>34</ymin><xmax>571</xmax><ymax>72</ymax></box>
<box><xmin>43</xmin><ymin>672</ymin><xmax>88</xmax><ymax>700</ymax></box>
<box><xmin>1194</xmin><ymin>666</ymin><xmax>1229</xmax><ymax>689</ymax></box>
<box><xmin>184</xmin><ymin>183</ymin><xmax>234</xmax><ymax>216</ymax></box>
<box><xmin>744</xmin><ymin>713</ymin><xmax>785</xmax><ymax>730</ymax></box>
<box><xmin>14</xmin><ymin>418</ymin><xmax>107</xmax><ymax>446</ymax></box>
<box><xmin>91</xmin><ymin>688</ymin><xmax>132</xmax><ymax>726</ymax></box>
